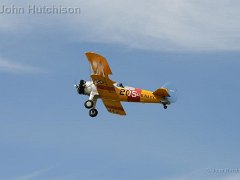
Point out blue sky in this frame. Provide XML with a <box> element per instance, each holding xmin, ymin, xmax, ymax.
<box><xmin>0</xmin><ymin>1</ymin><xmax>240</xmax><ymax>180</ymax></box>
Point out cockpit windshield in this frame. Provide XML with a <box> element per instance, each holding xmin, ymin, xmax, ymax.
<box><xmin>116</xmin><ymin>83</ymin><xmax>124</xmax><ymax>88</ymax></box>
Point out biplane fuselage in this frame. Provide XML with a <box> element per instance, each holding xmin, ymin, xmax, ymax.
<box><xmin>84</xmin><ymin>81</ymin><xmax>168</xmax><ymax>104</ymax></box>
<box><xmin>75</xmin><ymin>52</ymin><xmax>176</xmax><ymax>117</ymax></box>
<box><xmin>116</xmin><ymin>87</ymin><xmax>159</xmax><ymax>103</ymax></box>
<box><xmin>109</xmin><ymin>86</ymin><xmax>168</xmax><ymax>104</ymax></box>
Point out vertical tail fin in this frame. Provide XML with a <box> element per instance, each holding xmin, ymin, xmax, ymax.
<box><xmin>153</xmin><ymin>83</ymin><xmax>178</xmax><ymax>104</ymax></box>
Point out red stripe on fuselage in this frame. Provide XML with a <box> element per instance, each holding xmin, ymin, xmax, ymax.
<box><xmin>127</xmin><ymin>88</ymin><xmax>142</xmax><ymax>102</ymax></box>
<box><xmin>97</xmin><ymin>85</ymin><xmax>115</xmax><ymax>91</ymax></box>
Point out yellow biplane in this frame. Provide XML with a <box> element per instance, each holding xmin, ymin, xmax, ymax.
<box><xmin>75</xmin><ymin>52</ymin><xmax>177</xmax><ymax>117</ymax></box>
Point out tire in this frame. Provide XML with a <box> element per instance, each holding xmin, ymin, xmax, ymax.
<box><xmin>164</xmin><ymin>105</ymin><xmax>168</xmax><ymax>109</ymax></box>
<box><xmin>89</xmin><ymin>109</ymin><xmax>98</xmax><ymax>117</ymax></box>
<box><xmin>84</xmin><ymin>100</ymin><xmax>94</xmax><ymax>109</ymax></box>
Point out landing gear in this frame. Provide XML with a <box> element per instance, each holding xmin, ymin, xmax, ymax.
<box><xmin>84</xmin><ymin>100</ymin><xmax>94</xmax><ymax>109</ymax></box>
<box><xmin>89</xmin><ymin>108</ymin><xmax>98</xmax><ymax>117</ymax></box>
<box><xmin>163</xmin><ymin>105</ymin><xmax>168</xmax><ymax>109</ymax></box>
<box><xmin>84</xmin><ymin>93</ymin><xmax>98</xmax><ymax>117</ymax></box>
<box><xmin>84</xmin><ymin>98</ymin><xmax>98</xmax><ymax>117</ymax></box>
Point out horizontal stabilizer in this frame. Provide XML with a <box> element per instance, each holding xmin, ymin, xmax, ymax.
<box><xmin>153</xmin><ymin>88</ymin><xmax>170</xmax><ymax>97</ymax></box>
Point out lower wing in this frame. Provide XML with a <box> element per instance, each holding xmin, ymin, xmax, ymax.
<box><xmin>102</xmin><ymin>98</ymin><xmax>126</xmax><ymax>115</ymax></box>
<box><xmin>91</xmin><ymin>74</ymin><xmax>126</xmax><ymax>116</ymax></box>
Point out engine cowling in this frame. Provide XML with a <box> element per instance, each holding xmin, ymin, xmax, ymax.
<box><xmin>76</xmin><ymin>80</ymin><xmax>86</xmax><ymax>94</ymax></box>
<box><xmin>75</xmin><ymin>80</ymin><xmax>95</xmax><ymax>96</ymax></box>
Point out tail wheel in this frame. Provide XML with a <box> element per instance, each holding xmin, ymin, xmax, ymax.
<box><xmin>89</xmin><ymin>109</ymin><xmax>98</xmax><ymax>117</ymax></box>
<box><xmin>163</xmin><ymin>105</ymin><xmax>168</xmax><ymax>109</ymax></box>
<box><xmin>84</xmin><ymin>100</ymin><xmax>94</xmax><ymax>109</ymax></box>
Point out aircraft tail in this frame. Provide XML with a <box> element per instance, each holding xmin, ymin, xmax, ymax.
<box><xmin>153</xmin><ymin>88</ymin><xmax>170</xmax><ymax>97</ymax></box>
<box><xmin>153</xmin><ymin>83</ymin><xmax>178</xmax><ymax>103</ymax></box>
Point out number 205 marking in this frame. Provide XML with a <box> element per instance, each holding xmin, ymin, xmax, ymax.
<box><xmin>120</xmin><ymin>89</ymin><xmax>139</xmax><ymax>97</ymax></box>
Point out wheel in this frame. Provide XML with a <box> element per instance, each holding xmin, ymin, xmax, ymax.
<box><xmin>164</xmin><ymin>105</ymin><xmax>168</xmax><ymax>109</ymax></box>
<box><xmin>89</xmin><ymin>109</ymin><xmax>98</xmax><ymax>117</ymax></box>
<box><xmin>84</xmin><ymin>100</ymin><xmax>94</xmax><ymax>109</ymax></box>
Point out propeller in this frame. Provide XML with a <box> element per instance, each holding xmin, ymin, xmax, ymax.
<box><xmin>75</xmin><ymin>80</ymin><xmax>86</xmax><ymax>94</ymax></box>
<box><xmin>74</xmin><ymin>80</ymin><xmax>78</xmax><ymax>88</ymax></box>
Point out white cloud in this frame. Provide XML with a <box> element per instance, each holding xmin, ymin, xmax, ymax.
<box><xmin>12</xmin><ymin>167</ymin><xmax>54</xmax><ymax>180</ymax></box>
<box><xmin>70</xmin><ymin>0</ymin><xmax>240</xmax><ymax>51</ymax></box>
<box><xmin>0</xmin><ymin>58</ymin><xmax>43</xmax><ymax>74</ymax></box>
<box><xmin>1</xmin><ymin>0</ymin><xmax>240</xmax><ymax>51</ymax></box>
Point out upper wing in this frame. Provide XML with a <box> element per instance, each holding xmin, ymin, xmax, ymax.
<box><xmin>85</xmin><ymin>52</ymin><xmax>112</xmax><ymax>77</ymax></box>
<box><xmin>91</xmin><ymin>74</ymin><xmax>126</xmax><ymax>116</ymax></box>
<box><xmin>86</xmin><ymin>52</ymin><xmax>126</xmax><ymax>116</ymax></box>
